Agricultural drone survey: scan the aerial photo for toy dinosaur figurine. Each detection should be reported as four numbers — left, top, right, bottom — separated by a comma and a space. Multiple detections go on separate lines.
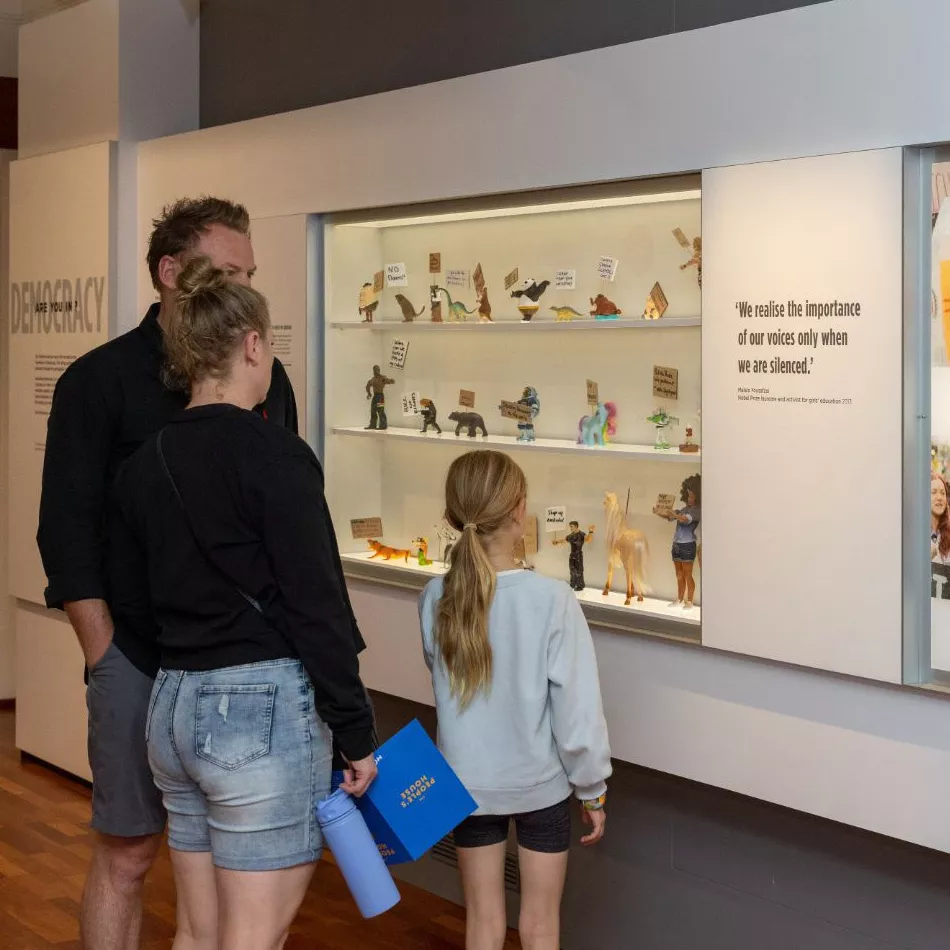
435, 286, 477, 322
578, 401, 617, 446
395, 293, 425, 322
549, 305, 585, 322
367, 539, 412, 562
475, 285, 493, 322
646, 408, 679, 450
413, 537, 433, 567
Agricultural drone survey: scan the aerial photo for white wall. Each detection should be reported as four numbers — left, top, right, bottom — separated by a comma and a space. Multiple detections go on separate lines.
123, 0, 950, 851
0, 1, 21, 77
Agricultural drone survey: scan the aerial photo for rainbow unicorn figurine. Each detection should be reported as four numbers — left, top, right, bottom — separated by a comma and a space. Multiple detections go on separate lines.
578, 402, 617, 446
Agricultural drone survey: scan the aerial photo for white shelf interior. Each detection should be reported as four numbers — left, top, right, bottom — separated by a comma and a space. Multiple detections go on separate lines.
323, 188, 703, 614
340, 552, 701, 628
332, 425, 701, 462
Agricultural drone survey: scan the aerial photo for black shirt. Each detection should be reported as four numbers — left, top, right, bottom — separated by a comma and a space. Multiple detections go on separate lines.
111, 404, 374, 762
36, 304, 298, 675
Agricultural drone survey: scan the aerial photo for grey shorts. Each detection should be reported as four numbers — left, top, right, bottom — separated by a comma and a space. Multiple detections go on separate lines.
86, 642, 166, 838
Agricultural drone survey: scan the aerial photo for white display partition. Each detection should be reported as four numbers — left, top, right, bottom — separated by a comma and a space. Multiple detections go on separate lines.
323, 185, 704, 638
7, 142, 114, 606
246, 214, 311, 435
702, 149, 904, 683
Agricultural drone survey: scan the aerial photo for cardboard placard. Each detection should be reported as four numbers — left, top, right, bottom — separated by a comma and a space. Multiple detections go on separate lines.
673, 227, 692, 249
555, 269, 576, 290
458, 389, 476, 408
504, 267, 520, 291
351, 517, 384, 540
498, 400, 534, 423
446, 268, 469, 288
389, 339, 409, 370
373, 270, 385, 293
429, 252, 442, 273
473, 263, 485, 295
386, 262, 408, 287
586, 379, 599, 406
644, 281, 669, 320
523, 515, 539, 556
655, 493, 676, 517
652, 365, 679, 400
402, 391, 420, 415
545, 506, 567, 533
352, 720, 477, 865
597, 256, 619, 282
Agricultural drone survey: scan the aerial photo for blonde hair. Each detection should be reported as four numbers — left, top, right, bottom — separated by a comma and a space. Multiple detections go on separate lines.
165, 255, 270, 386
436, 450, 527, 709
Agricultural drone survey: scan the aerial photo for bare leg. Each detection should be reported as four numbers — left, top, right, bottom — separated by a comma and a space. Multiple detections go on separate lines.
683, 562, 696, 607
517, 847, 569, 950
81, 832, 163, 950
457, 843, 508, 950
170, 850, 217, 950
674, 561, 686, 603
216, 863, 316, 950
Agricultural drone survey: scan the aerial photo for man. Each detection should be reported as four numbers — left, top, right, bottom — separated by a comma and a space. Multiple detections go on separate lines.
553, 521, 595, 592
364, 364, 394, 430
36, 198, 300, 950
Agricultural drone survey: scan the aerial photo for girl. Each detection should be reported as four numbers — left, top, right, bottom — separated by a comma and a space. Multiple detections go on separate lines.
654, 473, 701, 609
419, 450, 611, 950
932, 472, 950, 565
113, 258, 377, 950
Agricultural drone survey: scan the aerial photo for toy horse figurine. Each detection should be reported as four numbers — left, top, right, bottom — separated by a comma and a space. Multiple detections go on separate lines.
602, 491, 649, 605
578, 401, 617, 446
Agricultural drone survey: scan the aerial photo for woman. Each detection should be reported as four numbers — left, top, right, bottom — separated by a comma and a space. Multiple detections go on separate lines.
113, 257, 377, 950
932, 473, 950, 565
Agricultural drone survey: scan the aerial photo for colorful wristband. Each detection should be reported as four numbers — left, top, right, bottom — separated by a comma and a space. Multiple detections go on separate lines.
582, 794, 606, 812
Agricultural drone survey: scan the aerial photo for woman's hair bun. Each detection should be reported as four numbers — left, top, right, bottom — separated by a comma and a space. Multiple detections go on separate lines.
176, 255, 229, 300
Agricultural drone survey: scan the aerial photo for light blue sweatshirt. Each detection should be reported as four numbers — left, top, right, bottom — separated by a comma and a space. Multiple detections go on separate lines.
419, 569, 612, 816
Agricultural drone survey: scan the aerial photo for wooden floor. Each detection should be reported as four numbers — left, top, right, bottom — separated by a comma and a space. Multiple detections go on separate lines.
0, 710, 518, 949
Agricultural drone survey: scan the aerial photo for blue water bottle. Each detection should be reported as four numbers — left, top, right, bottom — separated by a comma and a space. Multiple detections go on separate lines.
315, 788, 401, 919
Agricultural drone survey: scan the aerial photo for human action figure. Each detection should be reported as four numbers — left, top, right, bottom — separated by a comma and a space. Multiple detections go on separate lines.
553, 521, 595, 591
358, 282, 379, 323
420, 398, 441, 434
365, 365, 394, 430
653, 473, 701, 610
516, 386, 540, 442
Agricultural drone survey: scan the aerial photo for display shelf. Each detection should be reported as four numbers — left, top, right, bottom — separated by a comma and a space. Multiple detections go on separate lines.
331, 425, 701, 462
340, 552, 701, 641
330, 317, 702, 332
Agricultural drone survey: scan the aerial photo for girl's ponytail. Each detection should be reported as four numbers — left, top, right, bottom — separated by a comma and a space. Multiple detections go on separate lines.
436, 450, 527, 709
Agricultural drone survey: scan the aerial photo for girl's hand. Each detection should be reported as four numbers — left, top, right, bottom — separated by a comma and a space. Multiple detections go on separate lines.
580, 806, 606, 846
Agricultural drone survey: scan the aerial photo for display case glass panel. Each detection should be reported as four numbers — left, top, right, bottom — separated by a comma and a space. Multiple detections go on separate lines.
322, 178, 704, 640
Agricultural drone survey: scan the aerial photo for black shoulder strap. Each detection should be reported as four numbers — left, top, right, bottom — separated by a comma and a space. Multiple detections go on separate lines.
156, 429, 264, 616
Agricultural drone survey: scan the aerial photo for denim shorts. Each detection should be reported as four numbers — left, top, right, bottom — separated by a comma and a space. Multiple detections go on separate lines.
672, 541, 697, 563
146, 659, 331, 871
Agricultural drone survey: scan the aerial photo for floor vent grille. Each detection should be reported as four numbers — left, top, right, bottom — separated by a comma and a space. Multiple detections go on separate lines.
431, 834, 521, 893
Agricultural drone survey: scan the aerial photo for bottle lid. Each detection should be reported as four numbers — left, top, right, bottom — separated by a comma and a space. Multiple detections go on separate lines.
316, 787, 356, 825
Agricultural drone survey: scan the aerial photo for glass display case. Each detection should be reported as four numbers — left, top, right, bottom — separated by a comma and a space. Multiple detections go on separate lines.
321, 176, 704, 639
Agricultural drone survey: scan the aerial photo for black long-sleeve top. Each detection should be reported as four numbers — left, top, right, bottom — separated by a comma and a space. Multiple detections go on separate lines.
111, 403, 375, 762
36, 304, 299, 675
